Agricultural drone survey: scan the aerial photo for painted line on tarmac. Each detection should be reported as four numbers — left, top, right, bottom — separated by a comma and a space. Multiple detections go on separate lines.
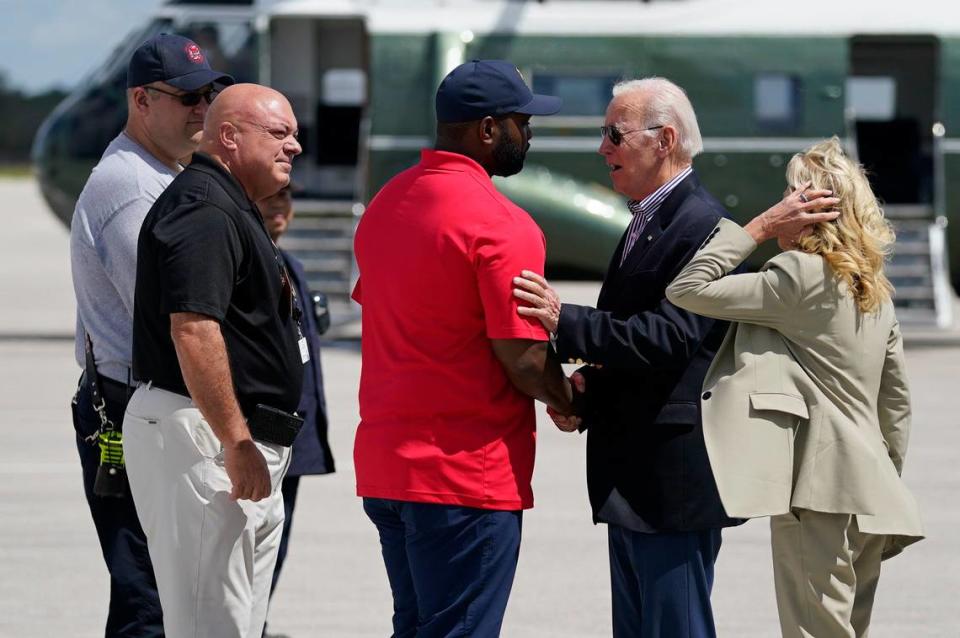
0, 462, 77, 475
0, 333, 74, 342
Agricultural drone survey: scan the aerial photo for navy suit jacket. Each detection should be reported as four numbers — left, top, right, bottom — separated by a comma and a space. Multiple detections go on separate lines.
555, 171, 740, 532
283, 250, 335, 477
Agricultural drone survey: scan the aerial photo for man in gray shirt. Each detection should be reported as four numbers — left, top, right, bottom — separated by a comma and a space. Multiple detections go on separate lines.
69, 33, 231, 637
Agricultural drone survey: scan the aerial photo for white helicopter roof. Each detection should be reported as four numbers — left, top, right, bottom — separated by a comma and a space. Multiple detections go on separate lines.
257, 0, 960, 37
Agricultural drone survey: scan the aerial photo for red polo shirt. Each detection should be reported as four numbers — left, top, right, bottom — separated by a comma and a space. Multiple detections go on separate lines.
352, 149, 548, 510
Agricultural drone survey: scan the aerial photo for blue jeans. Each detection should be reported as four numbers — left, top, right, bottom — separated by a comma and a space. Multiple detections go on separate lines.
608, 525, 722, 638
72, 376, 163, 637
363, 498, 522, 638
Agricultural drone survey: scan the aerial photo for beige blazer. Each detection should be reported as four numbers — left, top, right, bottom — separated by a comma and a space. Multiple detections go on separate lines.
666, 219, 923, 558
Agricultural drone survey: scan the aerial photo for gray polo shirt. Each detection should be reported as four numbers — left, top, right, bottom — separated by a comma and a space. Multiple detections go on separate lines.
70, 131, 179, 383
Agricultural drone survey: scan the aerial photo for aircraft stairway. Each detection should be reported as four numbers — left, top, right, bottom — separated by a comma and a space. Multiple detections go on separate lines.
279, 199, 361, 334
884, 205, 954, 328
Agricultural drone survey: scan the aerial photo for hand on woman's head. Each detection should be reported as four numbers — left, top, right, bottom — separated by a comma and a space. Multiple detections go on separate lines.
745, 183, 840, 244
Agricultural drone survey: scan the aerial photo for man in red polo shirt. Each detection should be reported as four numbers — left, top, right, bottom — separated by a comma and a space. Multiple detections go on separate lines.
352, 59, 574, 637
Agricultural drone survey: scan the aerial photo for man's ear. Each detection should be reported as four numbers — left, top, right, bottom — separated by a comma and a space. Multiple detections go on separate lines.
478, 116, 497, 145
220, 121, 239, 151
131, 88, 150, 116
659, 126, 678, 157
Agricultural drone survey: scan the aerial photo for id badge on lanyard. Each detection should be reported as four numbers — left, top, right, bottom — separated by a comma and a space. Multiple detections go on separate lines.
297, 328, 310, 364
278, 252, 310, 365
290, 283, 310, 365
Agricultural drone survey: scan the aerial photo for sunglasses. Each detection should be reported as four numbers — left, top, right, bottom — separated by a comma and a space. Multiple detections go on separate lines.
144, 85, 218, 107
600, 124, 664, 146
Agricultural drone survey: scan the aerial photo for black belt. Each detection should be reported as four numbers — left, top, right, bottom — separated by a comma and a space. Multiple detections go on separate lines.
81, 335, 134, 409
143, 379, 186, 398
96, 375, 136, 405
142, 382, 302, 448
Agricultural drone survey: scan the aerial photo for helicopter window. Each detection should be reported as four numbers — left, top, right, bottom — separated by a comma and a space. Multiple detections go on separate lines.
754, 73, 801, 131
845, 76, 897, 121
531, 73, 618, 116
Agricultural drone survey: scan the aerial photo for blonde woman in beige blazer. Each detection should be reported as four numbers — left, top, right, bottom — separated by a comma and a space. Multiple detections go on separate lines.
665, 138, 923, 638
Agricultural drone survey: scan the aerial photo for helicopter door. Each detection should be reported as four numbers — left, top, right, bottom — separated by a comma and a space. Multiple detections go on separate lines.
848, 36, 937, 205
848, 35, 952, 326
269, 17, 367, 200
268, 17, 368, 327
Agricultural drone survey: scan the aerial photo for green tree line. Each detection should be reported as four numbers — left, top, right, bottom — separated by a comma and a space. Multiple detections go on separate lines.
0, 73, 67, 164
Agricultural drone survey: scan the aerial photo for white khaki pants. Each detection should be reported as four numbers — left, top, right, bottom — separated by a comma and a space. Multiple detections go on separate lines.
771, 509, 885, 638
122, 384, 291, 638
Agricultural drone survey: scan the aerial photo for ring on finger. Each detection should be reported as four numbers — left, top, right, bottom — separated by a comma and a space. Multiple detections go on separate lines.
798, 192, 809, 203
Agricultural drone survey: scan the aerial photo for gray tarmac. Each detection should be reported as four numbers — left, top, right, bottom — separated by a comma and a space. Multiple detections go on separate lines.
0, 177, 957, 637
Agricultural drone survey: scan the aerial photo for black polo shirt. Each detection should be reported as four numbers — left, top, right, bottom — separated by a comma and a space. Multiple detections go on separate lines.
132, 152, 303, 416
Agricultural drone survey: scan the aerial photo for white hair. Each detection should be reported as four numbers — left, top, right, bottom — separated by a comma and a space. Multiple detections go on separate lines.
612, 77, 703, 161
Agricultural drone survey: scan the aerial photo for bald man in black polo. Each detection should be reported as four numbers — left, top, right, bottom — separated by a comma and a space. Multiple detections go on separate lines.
123, 84, 304, 638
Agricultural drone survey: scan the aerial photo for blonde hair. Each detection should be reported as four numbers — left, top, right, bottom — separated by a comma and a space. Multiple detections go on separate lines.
786, 137, 895, 313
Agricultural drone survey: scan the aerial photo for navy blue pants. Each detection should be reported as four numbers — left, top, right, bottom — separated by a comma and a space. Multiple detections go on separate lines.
72, 376, 163, 637
262, 475, 300, 637
608, 525, 722, 638
269, 474, 301, 594
363, 498, 522, 638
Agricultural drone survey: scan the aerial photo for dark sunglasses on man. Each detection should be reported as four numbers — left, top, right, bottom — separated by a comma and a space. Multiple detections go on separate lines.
145, 85, 219, 107
600, 123, 664, 146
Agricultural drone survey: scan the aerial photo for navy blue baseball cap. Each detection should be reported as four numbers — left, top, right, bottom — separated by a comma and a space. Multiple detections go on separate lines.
435, 59, 562, 123
127, 33, 234, 91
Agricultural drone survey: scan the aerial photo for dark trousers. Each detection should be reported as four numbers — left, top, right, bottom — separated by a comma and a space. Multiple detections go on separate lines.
72, 376, 163, 637
270, 475, 301, 594
363, 498, 523, 638
263, 475, 299, 637
608, 525, 722, 638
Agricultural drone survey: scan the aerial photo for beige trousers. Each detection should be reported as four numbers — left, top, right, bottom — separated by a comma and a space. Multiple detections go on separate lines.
770, 509, 885, 638
122, 384, 291, 638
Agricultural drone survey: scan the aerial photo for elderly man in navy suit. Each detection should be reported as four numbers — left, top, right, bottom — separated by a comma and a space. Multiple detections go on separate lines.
258, 184, 336, 636
513, 77, 742, 638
